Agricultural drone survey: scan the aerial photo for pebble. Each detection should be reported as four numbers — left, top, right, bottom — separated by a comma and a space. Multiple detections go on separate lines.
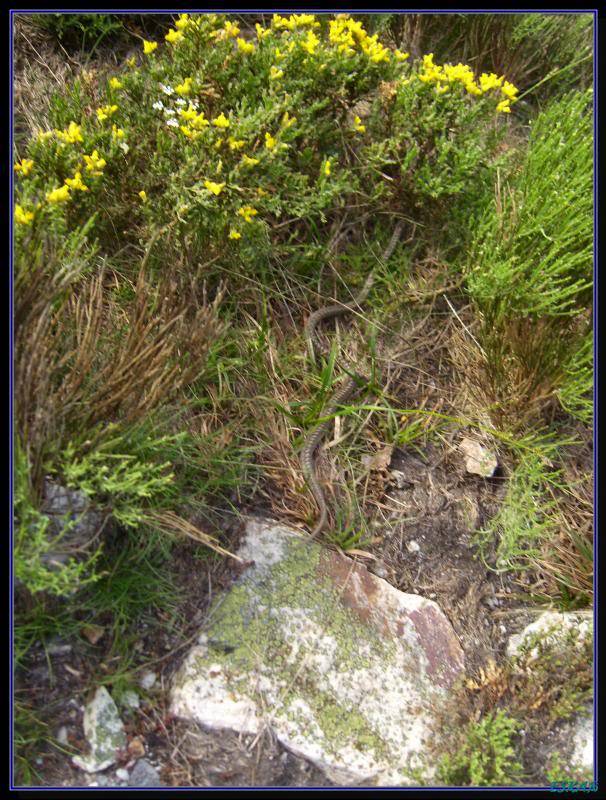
56, 726, 69, 745
115, 768, 130, 781
47, 640, 73, 656
120, 689, 140, 709
128, 758, 163, 787
139, 670, 158, 690
406, 540, 420, 553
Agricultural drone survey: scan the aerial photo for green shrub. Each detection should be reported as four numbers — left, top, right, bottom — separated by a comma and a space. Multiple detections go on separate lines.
463, 89, 592, 425
437, 709, 523, 786
14, 442, 103, 597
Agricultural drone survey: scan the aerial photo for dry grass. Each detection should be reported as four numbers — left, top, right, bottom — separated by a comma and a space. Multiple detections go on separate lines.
15, 239, 225, 493
534, 456, 593, 602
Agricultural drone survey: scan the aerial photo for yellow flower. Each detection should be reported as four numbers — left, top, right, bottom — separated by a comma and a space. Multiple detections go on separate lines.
274, 47, 285, 61
281, 111, 296, 128
14, 158, 34, 176
436, 84, 449, 95
15, 204, 34, 225
465, 80, 482, 96
353, 115, 365, 133
96, 104, 118, 122
237, 37, 255, 55
175, 13, 190, 30
256, 187, 268, 197
64, 171, 88, 191
55, 121, 83, 144
214, 138, 223, 149
143, 40, 158, 55
269, 66, 283, 81
241, 154, 260, 167
165, 28, 184, 45
394, 49, 409, 62
224, 20, 240, 37
228, 136, 245, 150
229, 229, 241, 239
175, 77, 193, 96
205, 179, 226, 195
322, 158, 332, 177
109, 77, 123, 90
237, 205, 258, 222
83, 150, 107, 174
255, 23, 270, 40
212, 113, 230, 128
496, 99, 512, 113
179, 104, 198, 122
36, 129, 54, 141
265, 132, 277, 149
47, 185, 71, 203
191, 112, 210, 130
501, 80, 519, 100
111, 124, 125, 140
138, 190, 147, 201
290, 13, 319, 29
301, 30, 319, 55
180, 125, 200, 140
126, 56, 137, 67
479, 72, 504, 93
360, 33, 390, 63
271, 14, 295, 32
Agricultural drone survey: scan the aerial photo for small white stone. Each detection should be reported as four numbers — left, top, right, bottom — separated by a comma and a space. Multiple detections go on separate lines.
56, 726, 69, 745
139, 670, 158, 690
459, 437, 498, 478
120, 689, 140, 709
406, 540, 420, 553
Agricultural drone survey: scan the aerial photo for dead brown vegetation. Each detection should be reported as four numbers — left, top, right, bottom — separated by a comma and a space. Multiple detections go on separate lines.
15, 233, 225, 494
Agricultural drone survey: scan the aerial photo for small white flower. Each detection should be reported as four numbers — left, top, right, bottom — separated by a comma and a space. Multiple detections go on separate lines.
119, 142, 129, 153
160, 84, 174, 95
166, 118, 179, 128
175, 97, 186, 107
152, 100, 164, 111
164, 108, 176, 117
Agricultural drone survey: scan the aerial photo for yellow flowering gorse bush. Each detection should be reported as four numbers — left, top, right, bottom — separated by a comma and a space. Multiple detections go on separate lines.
14, 13, 518, 238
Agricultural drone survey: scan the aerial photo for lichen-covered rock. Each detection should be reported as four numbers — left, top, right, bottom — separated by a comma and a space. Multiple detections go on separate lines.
72, 687, 127, 773
506, 611, 593, 660
171, 518, 465, 786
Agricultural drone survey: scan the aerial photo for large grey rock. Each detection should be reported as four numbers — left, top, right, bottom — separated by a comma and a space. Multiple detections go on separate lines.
72, 687, 127, 773
171, 518, 465, 786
